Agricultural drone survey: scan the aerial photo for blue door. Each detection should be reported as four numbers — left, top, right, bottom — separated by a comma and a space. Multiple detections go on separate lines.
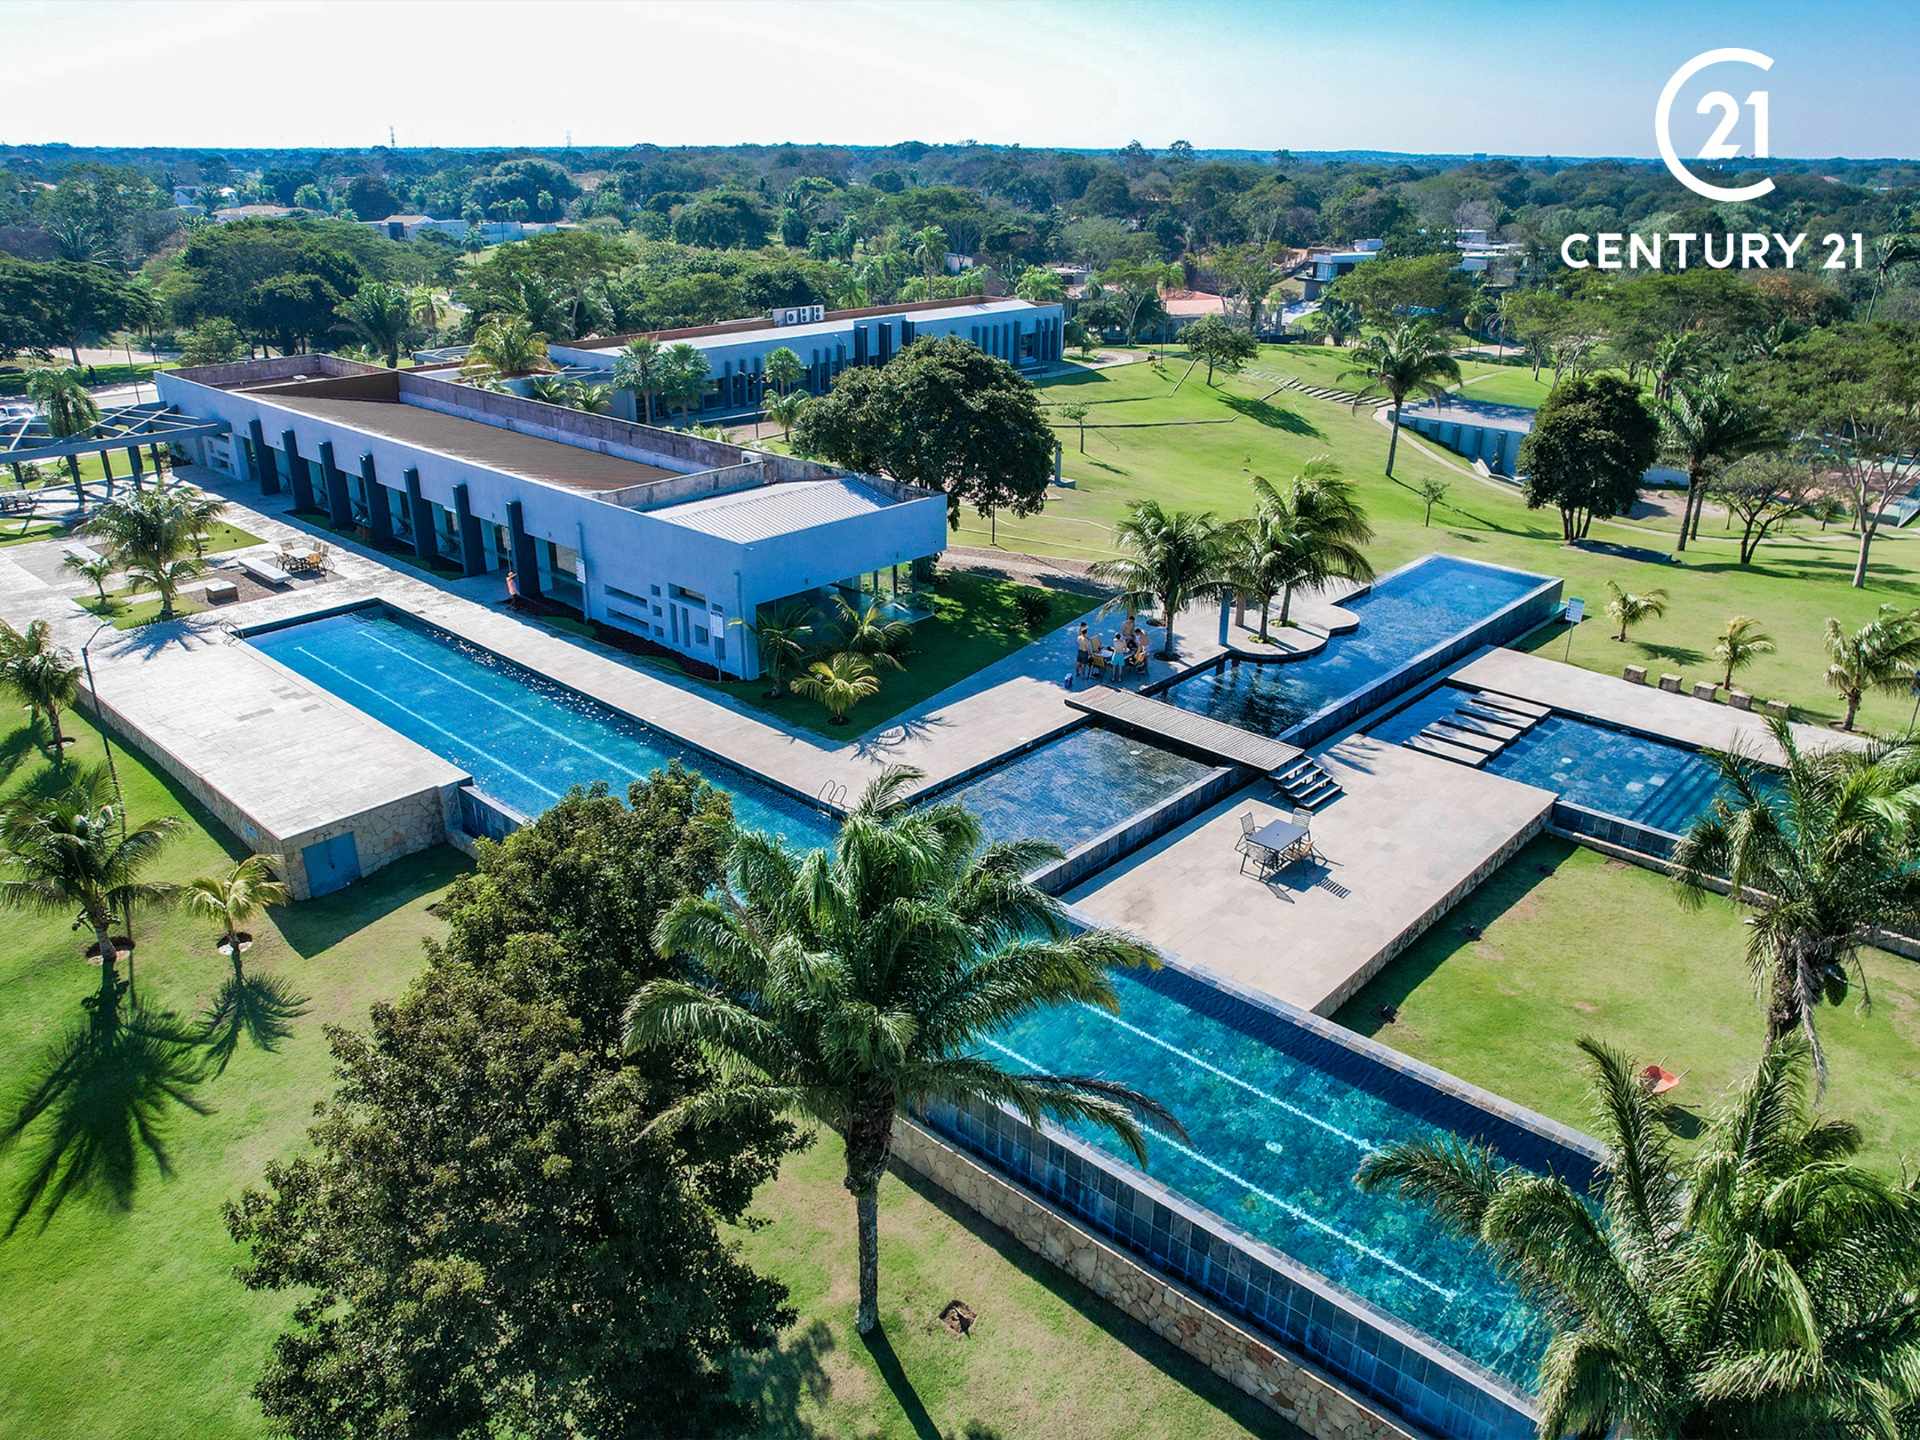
300, 833, 362, 897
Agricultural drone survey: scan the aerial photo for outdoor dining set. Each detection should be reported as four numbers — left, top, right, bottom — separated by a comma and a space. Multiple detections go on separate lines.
1235, 809, 1323, 881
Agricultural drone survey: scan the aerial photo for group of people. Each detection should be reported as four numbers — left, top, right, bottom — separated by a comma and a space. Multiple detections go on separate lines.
1075, 613, 1152, 681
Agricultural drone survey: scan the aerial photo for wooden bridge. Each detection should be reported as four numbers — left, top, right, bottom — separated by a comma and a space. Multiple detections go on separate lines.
1065, 684, 1303, 771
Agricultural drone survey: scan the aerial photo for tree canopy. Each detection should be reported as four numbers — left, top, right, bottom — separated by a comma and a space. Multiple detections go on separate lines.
1519, 375, 1660, 542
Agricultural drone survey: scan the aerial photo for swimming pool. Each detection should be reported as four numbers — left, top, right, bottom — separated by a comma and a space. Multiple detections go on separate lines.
930, 726, 1215, 855
1371, 685, 1772, 837
1165, 556, 1552, 739
246, 605, 835, 850
965, 961, 1587, 1398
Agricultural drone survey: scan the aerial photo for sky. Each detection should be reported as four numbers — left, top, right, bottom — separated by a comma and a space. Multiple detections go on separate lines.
3, 0, 1918, 159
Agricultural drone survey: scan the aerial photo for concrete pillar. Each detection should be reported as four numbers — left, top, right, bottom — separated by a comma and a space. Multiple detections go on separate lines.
283, 429, 314, 512
505, 498, 540, 599
452, 482, 485, 577
126, 446, 143, 492
246, 417, 271, 492
318, 441, 352, 527
99, 447, 115, 498
404, 468, 437, 566
360, 453, 393, 547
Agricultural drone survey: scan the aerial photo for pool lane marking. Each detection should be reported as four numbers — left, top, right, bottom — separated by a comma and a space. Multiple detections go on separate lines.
980, 1037, 1456, 1303
290, 645, 564, 805
353, 626, 654, 783
1072, 1003, 1378, 1155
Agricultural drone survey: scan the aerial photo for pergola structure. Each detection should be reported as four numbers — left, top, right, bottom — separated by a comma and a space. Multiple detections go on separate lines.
0, 399, 229, 489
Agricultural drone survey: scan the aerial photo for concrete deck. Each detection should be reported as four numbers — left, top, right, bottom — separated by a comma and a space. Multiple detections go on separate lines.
1452, 648, 1865, 764
1064, 734, 1555, 1016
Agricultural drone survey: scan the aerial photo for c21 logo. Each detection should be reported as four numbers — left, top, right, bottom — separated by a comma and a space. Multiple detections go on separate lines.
1655, 48, 1776, 203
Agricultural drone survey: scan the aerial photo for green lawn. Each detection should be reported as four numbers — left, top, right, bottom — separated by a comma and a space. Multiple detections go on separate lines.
1335, 836, 1920, 1173
77, 586, 212, 628
707, 571, 1093, 738
981, 354, 1920, 731
732, 1129, 1289, 1440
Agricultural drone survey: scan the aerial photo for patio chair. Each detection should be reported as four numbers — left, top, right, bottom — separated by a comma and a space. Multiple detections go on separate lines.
1289, 807, 1323, 862
1638, 1064, 1686, 1096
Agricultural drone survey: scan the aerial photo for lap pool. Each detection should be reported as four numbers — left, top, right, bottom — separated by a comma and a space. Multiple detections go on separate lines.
245, 604, 835, 850
1165, 556, 1553, 740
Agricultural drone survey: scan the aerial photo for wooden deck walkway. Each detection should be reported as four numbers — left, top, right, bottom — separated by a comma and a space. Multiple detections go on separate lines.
1066, 684, 1303, 771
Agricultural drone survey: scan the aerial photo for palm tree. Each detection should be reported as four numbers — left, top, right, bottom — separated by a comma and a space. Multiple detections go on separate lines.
63, 550, 114, 606
1675, 719, 1920, 1079
527, 376, 574, 406
1822, 604, 1920, 731
1863, 232, 1920, 322
336, 280, 414, 368
1649, 330, 1703, 405
123, 554, 204, 622
790, 651, 880, 724
1660, 373, 1771, 553
1605, 579, 1668, 643
1014, 266, 1066, 303
1254, 458, 1375, 630
832, 593, 910, 671
182, 855, 288, 982
658, 342, 712, 425
407, 284, 445, 344
763, 389, 809, 440
1359, 1035, 1920, 1439
624, 765, 1176, 1334
1090, 502, 1234, 660
0, 620, 81, 753
1713, 615, 1775, 692
732, 601, 813, 699
461, 314, 551, 383
1310, 297, 1361, 348
25, 368, 101, 499
569, 382, 614, 416
610, 337, 665, 424
1339, 320, 1461, 477
763, 344, 806, 398
83, 489, 218, 621
0, 779, 179, 1018
910, 224, 948, 302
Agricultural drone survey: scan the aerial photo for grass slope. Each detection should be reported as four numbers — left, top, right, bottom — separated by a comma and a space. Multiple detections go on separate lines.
1336, 836, 1920, 1172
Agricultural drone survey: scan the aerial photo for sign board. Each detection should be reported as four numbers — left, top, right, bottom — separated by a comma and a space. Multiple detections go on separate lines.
1565, 597, 1585, 625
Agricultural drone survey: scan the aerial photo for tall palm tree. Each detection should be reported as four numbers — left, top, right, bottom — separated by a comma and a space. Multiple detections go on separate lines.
624, 765, 1176, 1334
461, 314, 551, 384
336, 280, 414, 368
1310, 297, 1361, 348
1863, 233, 1920, 322
1660, 373, 1771, 553
610, 337, 666, 425
122, 554, 204, 622
832, 593, 910, 671
62, 550, 114, 606
182, 855, 288, 982
1713, 615, 1775, 692
1823, 604, 1920, 731
910, 224, 949, 302
83, 489, 219, 621
1605, 579, 1669, 643
790, 651, 880, 725
1250, 457, 1375, 631
0, 778, 179, 1018
25, 368, 100, 499
763, 389, 809, 440
1339, 320, 1461, 477
407, 284, 445, 345
763, 345, 806, 398
0, 619, 81, 754
1360, 1035, 1920, 1439
658, 342, 711, 425
1676, 718, 1920, 1079
1090, 501, 1233, 659
1649, 330, 1704, 405
732, 601, 813, 699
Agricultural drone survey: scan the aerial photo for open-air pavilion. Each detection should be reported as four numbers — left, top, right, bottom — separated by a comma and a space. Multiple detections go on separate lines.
1, 398, 230, 498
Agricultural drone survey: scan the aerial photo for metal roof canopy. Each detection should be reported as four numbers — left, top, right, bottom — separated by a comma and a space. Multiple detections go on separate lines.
0, 400, 229, 465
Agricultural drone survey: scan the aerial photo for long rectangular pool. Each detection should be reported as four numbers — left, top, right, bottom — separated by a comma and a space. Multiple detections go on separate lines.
1166, 556, 1551, 739
246, 605, 835, 850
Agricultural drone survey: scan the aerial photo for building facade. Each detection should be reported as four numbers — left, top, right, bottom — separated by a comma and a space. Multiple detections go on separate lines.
156, 356, 948, 680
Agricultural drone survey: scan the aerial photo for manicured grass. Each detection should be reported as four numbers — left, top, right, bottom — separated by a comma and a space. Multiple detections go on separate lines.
0, 707, 467, 1440
1335, 836, 1920, 1172
77, 587, 211, 628
0, 520, 63, 547
708, 571, 1093, 738
732, 1127, 1291, 1440
0, 360, 174, 397
973, 355, 1920, 731
1445, 358, 1559, 409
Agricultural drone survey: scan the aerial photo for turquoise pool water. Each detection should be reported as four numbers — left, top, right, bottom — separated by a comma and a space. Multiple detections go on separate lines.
247, 605, 835, 850
979, 964, 1578, 1391
932, 726, 1214, 854
1371, 686, 1774, 835
1166, 557, 1548, 738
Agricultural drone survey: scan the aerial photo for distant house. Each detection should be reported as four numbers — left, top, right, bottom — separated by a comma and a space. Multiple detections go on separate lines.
1157, 289, 1231, 336
361, 214, 470, 242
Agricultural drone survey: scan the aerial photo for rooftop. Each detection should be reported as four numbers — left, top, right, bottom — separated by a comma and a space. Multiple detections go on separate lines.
577, 295, 1048, 357
647, 475, 902, 541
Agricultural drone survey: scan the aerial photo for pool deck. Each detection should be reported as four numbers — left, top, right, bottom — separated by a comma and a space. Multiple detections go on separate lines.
1452, 649, 1867, 763
1064, 733, 1556, 1017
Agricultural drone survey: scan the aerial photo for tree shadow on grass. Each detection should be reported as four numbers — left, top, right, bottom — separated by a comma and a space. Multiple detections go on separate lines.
861, 1325, 941, 1440
732, 1318, 836, 1440
0, 1002, 210, 1237
198, 970, 312, 1075
1638, 642, 1706, 668
274, 846, 470, 959
1216, 392, 1320, 436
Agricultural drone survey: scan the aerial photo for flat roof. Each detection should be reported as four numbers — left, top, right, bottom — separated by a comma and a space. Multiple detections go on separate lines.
586, 297, 1041, 357
257, 393, 682, 494
649, 476, 904, 542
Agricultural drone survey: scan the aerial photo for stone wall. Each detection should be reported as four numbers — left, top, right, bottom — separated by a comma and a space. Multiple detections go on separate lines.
889, 1118, 1426, 1440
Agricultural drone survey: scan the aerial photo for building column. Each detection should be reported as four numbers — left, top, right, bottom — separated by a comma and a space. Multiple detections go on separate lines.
318, 441, 352, 528
126, 445, 143, 492
452, 482, 485, 576
247, 418, 280, 494
98, 447, 115, 498
283, 429, 314, 512
360, 453, 393, 547
404, 467, 437, 566
505, 498, 541, 599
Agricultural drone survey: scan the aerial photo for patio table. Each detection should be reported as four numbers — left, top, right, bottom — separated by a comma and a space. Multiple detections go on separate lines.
1247, 818, 1307, 859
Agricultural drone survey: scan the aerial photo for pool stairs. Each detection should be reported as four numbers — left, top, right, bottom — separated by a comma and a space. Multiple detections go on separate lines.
1400, 690, 1550, 770
1271, 754, 1343, 810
